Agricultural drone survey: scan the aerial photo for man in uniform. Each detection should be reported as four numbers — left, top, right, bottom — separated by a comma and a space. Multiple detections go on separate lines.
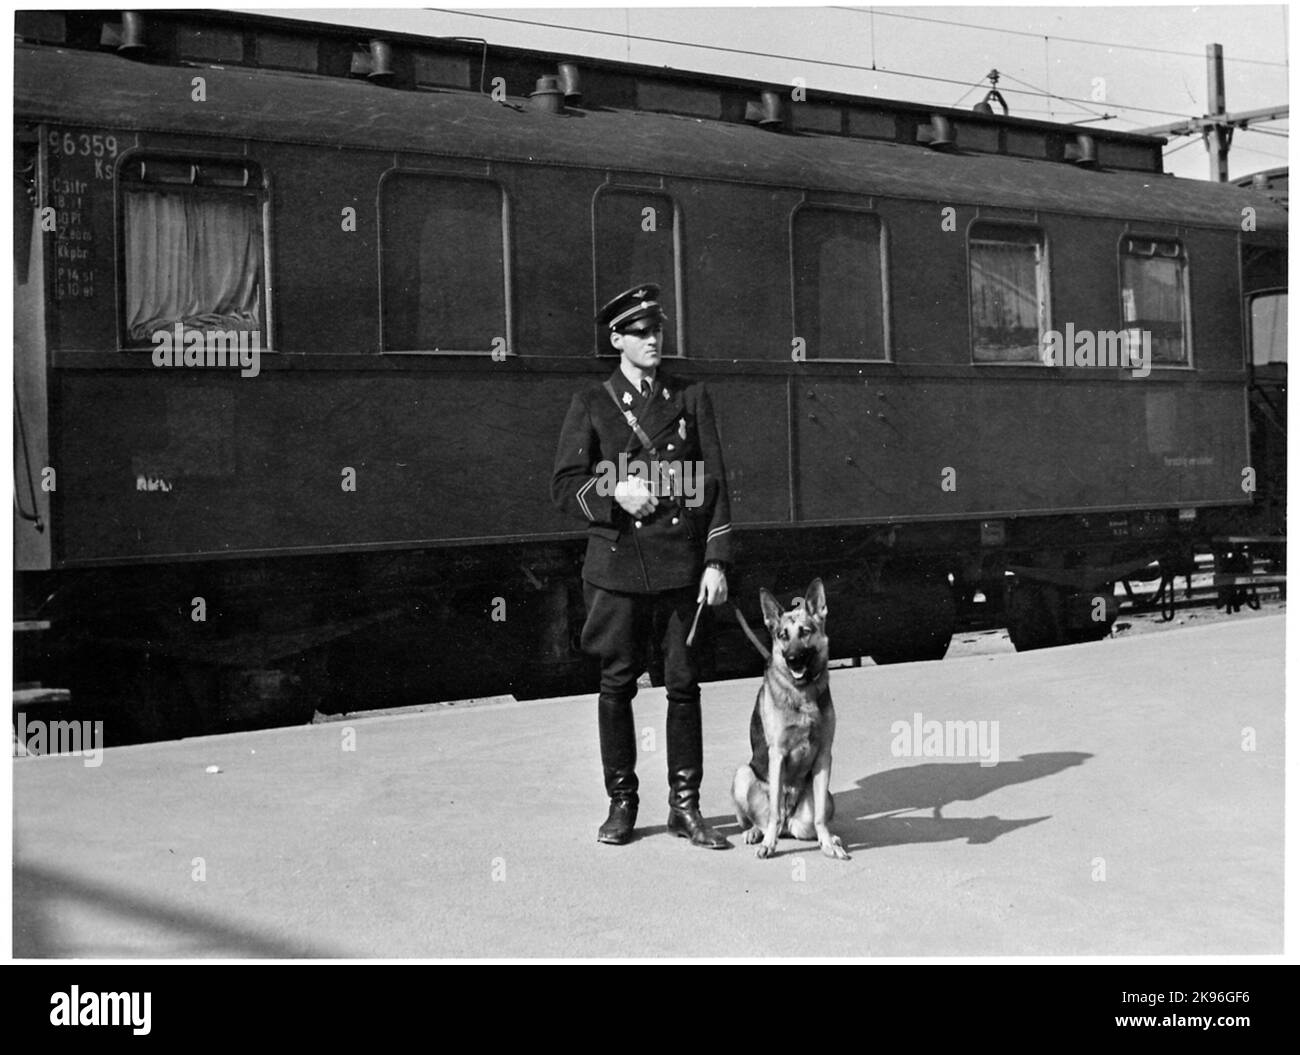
551, 283, 733, 848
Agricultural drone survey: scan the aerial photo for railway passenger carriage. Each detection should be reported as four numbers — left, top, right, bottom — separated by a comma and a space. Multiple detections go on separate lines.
13, 10, 1287, 738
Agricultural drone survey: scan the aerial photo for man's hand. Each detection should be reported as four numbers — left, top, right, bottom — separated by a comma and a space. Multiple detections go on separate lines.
698, 565, 728, 607
614, 477, 658, 517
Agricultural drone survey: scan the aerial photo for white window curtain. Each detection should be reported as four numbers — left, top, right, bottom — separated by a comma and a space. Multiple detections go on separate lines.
971, 239, 1042, 361
1121, 255, 1186, 363
125, 189, 263, 342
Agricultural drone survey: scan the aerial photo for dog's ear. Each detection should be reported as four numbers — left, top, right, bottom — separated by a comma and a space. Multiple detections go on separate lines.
804, 578, 828, 620
759, 588, 785, 631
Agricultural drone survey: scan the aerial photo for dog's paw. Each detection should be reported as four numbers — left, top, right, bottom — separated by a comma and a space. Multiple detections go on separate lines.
755, 840, 778, 859
743, 826, 764, 844
820, 836, 850, 861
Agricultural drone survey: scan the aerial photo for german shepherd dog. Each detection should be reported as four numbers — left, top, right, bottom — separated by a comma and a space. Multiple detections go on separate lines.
731, 579, 850, 860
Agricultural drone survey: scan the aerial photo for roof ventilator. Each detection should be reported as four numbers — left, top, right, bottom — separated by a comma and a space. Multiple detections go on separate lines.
557, 62, 582, 105
530, 75, 565, 113
1065, 134, 1098, 167
101, 11, 146, 56
351, 39, 395, 83
744, 90, 789, 130
918, 115, 955, 150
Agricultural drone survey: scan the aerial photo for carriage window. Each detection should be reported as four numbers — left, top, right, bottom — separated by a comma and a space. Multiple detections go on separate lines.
969, 223, 1048, 362
381, 174, 507, 353
593, 188, 678, 353
1250, 292, 1287, 367
121, 158, 265, 346
792, 208, 886, 360
1120, 237, 1189, 365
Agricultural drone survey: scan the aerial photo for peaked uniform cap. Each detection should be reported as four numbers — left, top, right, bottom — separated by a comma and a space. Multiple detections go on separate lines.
597, 283, 667, 330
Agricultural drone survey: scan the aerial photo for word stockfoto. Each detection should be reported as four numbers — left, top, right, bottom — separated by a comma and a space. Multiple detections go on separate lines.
1040, 324, 1152, 378
151, 324, 261, 378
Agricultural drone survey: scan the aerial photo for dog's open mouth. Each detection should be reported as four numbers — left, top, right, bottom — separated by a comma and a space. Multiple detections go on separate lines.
787, 660, 810, 682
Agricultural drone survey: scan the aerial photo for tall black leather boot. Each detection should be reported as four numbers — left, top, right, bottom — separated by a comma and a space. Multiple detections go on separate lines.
665, 694, 728, 849
597, 693, 639, 844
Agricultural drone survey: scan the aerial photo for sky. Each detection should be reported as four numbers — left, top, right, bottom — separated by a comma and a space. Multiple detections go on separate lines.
278, 3, 1291, 182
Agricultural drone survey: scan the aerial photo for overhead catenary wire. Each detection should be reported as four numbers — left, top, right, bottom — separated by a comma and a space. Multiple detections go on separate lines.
1232, 144, 1291, 163
996, 68, 1111, 124
949, 76, 992, 109
423, 8, 1223, 122
833, 5, 1289, 69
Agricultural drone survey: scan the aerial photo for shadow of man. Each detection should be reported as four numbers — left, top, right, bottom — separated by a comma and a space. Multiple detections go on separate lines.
832, 752, 1093, 852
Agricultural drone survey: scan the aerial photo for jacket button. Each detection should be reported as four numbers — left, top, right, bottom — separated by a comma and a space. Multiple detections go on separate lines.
671, 516, 679, 525
667, 443, 675, 451
635, 520, 642, 529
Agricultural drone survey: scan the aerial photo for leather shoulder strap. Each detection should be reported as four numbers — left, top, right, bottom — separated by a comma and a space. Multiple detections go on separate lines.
602, 379, 659, 456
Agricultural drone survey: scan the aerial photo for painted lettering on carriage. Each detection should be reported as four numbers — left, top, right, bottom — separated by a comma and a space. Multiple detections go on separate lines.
151, 324, 261, 378
56, 242, 89, 262
48, 130, 120, 160
135, 474, 173, 492
51, 173, 97, 297
52, 177, 89, 195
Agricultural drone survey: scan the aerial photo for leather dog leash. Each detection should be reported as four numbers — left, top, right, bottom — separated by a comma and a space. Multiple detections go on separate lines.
686, 599, 771, 662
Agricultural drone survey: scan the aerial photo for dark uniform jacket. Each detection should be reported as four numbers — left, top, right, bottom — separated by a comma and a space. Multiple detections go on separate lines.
552, 367, 733, 593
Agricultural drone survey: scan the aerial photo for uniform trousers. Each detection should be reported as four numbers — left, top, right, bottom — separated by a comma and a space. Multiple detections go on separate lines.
580, 581, 705, 808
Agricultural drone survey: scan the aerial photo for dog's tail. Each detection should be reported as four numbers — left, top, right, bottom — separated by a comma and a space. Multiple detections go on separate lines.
686, 600, 771, 662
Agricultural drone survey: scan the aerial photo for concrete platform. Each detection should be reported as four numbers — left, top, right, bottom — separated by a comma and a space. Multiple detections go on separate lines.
11, 614, 1285, 959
